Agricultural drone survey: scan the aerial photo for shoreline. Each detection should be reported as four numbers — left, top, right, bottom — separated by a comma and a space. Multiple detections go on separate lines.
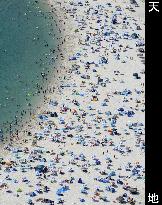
0, 0, 73, 150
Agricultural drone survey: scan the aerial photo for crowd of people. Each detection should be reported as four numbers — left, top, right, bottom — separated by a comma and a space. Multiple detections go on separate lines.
0, 0, 145, 204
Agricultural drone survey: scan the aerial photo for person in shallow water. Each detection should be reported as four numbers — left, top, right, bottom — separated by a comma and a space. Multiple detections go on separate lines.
0, 0, 63, 140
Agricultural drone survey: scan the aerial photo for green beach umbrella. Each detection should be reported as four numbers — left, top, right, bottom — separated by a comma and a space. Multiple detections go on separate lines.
17, 188, 22, 193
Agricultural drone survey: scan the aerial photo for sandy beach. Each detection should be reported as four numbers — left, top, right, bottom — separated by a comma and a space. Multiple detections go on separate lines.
0, 0, 145, 204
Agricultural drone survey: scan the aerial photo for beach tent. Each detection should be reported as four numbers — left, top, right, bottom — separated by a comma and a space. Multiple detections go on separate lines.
99, 57, 108, 64
35, 165, 46, 173
109, 171, 116, 177
131, 33, 139, 39
78, 178, 84, 184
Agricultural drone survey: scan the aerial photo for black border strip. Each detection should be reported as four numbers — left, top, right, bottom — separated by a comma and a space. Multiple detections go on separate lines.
146, 0, 161, 203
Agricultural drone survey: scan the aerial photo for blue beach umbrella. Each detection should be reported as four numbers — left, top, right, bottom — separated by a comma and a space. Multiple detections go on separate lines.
56, 186, 69, 196
56, 188, 64, 196
104, 32, 110, 36
127, 111, 135, 117
99, 178, 109, 183
38, 115, 48, 121
29, 192, 37, 197
80, 198, 85, 202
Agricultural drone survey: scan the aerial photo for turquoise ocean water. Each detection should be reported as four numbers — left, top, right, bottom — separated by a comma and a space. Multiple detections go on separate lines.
0, 0, 58, 138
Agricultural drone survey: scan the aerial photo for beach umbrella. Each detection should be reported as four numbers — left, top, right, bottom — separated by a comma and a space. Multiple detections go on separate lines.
95, 159, 101, 165
17, 188, 22, 193
29, 192, 37, 197
111, 187, 116, 193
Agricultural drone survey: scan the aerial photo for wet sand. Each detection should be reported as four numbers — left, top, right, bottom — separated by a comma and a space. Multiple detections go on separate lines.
0, 0, 59, 138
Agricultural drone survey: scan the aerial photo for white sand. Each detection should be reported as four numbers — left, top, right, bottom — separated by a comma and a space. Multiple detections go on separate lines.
0, 0, 145, 204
